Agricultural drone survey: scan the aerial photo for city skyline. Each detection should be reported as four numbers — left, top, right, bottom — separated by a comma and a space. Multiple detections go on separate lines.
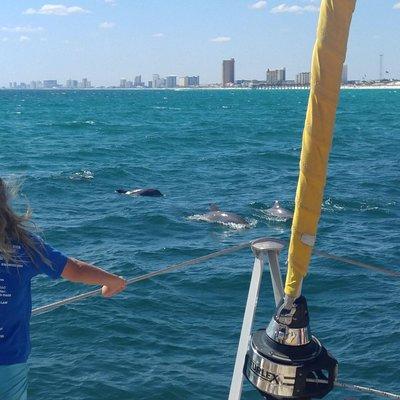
5, 60, 397, 90
0, 1, 399, 86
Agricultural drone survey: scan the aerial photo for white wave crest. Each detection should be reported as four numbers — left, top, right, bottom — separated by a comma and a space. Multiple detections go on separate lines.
187, 215, 256, 230
69, 170, 94, 180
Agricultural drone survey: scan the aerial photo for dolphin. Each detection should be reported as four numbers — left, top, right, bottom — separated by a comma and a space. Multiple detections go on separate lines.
196, 204, 250, 227
265, 200, 293, 219
116, 188, 163, 197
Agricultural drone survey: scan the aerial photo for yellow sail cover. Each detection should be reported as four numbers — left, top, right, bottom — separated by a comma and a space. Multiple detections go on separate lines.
285, 0, 356, 297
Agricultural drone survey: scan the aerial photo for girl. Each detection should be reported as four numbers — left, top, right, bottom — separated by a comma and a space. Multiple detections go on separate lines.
0, 178, 127, 399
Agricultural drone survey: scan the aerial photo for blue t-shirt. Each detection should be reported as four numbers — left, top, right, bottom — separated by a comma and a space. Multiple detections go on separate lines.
0, 238, 68, 365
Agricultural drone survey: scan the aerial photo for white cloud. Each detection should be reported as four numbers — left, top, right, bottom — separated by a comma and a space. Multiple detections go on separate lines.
19, 35, 31, 42
210, 36, 231, 43
1, 37, 9, 42
99, 21, 115, 29
304, 4, 320, 11
104, 0, 117, 5
152, 32, 164, 37
24, 4, 89, 16
249, 1, 267, 10
271, 3, 319, 13
1, 26, 44, 33
394, 2, 400, 9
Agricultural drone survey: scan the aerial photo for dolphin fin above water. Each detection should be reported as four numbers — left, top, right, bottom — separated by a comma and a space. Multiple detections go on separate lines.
209, 203, 220, 211
266, 200, 293, 219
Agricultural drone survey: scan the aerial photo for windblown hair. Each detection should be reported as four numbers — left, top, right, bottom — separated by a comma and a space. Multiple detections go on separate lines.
0, 177, 41, 264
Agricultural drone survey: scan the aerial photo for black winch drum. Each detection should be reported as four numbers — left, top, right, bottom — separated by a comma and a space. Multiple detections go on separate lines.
243, 295, 338, 399
244, 330, 337, 399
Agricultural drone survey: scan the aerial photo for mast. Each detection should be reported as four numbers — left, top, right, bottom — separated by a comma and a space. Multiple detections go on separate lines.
285, 0, 356, 299
230, 4, 358, 399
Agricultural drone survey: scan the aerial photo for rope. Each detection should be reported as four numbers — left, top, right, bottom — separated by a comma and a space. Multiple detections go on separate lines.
32, 241, 251, 317
314, 249, 400, 277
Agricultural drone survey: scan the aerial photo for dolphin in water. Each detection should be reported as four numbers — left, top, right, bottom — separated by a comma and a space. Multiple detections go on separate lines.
195, 204, 250, 228
265, 200, 293, 219
116, 188, 163, 197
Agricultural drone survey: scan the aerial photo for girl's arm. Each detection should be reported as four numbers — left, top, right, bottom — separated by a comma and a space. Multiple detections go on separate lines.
61, 258, 127, 297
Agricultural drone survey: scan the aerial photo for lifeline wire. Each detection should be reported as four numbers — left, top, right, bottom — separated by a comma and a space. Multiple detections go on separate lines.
335, 381, 400, 400
31, 241, 400, 400
32, 241, 251, 317
32, 241, 399, 317
307, 379, 400, 400
314, 249, 400, 277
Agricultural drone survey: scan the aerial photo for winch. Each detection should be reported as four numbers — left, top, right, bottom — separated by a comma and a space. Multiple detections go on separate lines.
244, 295, 337, 399
228, 238, 337, 400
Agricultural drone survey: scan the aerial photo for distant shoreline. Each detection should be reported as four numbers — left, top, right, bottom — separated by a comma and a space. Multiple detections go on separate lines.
1, 85, 399, 91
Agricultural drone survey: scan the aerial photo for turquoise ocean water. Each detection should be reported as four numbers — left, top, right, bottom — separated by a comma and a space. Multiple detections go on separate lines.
1, 89, 399, 399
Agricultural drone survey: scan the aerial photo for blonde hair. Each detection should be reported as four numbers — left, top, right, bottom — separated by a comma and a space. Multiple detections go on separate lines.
0, 177, 41, 264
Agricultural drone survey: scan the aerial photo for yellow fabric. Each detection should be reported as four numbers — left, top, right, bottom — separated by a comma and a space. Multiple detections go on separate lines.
285, 0, 356, 297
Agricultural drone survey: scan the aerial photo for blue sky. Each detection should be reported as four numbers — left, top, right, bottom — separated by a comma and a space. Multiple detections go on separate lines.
0, 0, 399, 86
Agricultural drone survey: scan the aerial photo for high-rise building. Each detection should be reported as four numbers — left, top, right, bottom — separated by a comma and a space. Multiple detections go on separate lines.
222, 58, 235, 86
134, 75, 142, 86
120, 78, 127, 88
81, 78, 91, 88
178, 76, 200, 87
148, 81, 153, 88
296, 72, 311, 85
165, 76, 177, 88
266, 68, 286, 84
152, 74, 162, 88
127, 80, 134, 88
341, 64, 348, 84
188, 76, 200, 86
66, 79, 79, 88
179, 76, 189, 87
43, 80, 58, 88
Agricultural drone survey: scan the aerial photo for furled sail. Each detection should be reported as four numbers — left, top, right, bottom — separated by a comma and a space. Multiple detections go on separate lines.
285, 0, 356, 298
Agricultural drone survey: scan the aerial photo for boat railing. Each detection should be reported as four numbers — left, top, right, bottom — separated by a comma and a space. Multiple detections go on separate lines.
31, 237, 399, 400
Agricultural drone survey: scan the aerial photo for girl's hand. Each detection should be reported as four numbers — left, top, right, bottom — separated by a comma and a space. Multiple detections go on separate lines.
101, 275, 127, 297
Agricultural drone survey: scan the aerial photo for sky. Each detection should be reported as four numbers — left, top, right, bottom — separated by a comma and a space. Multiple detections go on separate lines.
0, 0, 399, 86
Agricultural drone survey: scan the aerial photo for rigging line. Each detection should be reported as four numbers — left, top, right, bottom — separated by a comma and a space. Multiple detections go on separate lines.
31, 241, 251, 317
32, 240, 399, 317
313, 249, 400, 277
307, 379, 400, 400
278, 238, 398, 277
335, 381, 400, 400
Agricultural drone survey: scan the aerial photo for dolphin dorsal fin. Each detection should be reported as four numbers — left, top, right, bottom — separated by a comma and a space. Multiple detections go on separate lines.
209, 203, 220, 211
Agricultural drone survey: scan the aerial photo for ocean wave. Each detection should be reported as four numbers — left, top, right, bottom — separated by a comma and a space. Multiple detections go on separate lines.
322, 197, 393, 214
37, 120, 97, 129
187, 214, 256, 230
260, 211, 292, 223
69, 170, 94, 180
3, 89, 399, 400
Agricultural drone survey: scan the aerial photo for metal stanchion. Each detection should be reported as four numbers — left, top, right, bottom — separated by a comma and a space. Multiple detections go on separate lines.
228, 238, 285, 400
